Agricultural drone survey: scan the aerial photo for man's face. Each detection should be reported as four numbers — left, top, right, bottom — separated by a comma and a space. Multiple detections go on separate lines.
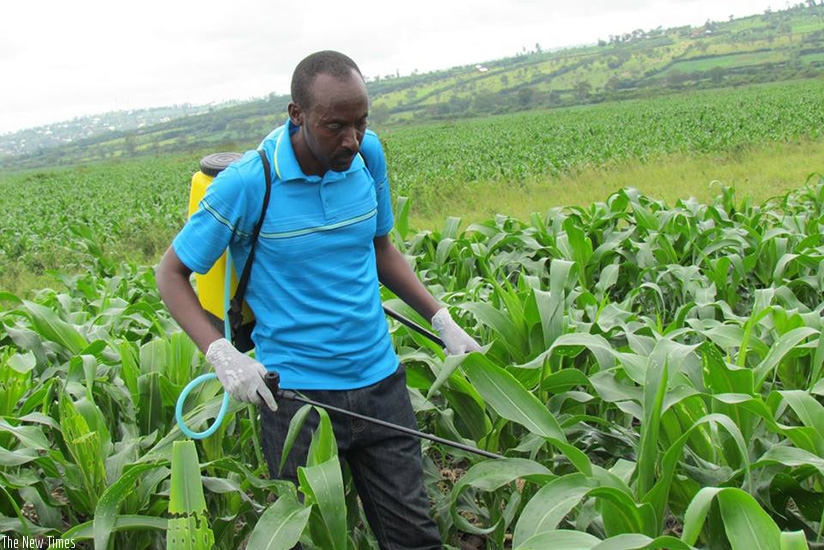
291, 71, 369, 175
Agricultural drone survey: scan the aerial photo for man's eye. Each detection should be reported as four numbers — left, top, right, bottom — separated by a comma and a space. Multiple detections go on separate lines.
327, 123, 342, 131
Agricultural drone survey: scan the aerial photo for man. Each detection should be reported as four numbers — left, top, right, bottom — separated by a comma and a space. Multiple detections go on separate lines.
156, 50, 479, 549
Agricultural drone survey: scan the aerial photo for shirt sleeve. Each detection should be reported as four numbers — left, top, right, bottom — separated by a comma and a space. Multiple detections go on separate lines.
172, 163, 252, 274
361, 130, 394, 237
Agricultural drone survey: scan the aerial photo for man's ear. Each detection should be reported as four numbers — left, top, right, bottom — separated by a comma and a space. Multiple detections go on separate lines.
287, 102, 303, 126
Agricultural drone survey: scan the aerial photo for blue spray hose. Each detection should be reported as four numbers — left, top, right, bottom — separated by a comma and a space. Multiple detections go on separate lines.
175, 374, 229, 439
174, 250, 236, 439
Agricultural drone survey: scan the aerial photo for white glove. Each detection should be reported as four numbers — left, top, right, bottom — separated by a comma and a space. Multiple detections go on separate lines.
206, 338, 278, 411
431, 308, 481, 355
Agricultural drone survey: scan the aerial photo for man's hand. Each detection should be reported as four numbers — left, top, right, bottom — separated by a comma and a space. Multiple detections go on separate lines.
206, 338, 278, 410
431, 308, 481, 355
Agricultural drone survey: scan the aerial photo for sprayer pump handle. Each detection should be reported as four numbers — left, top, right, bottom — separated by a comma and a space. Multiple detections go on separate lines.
264, 371, 280, 399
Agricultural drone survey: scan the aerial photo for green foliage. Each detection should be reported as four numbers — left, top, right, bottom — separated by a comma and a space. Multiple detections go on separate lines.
382, 80, 824, 214
0, 250, 289, 548
2, 79, 823, 295
386, 179, 824, 547
245, 494, 309, 550
167, 441, 214, 550
0, 155, 196, 294
1, 130, 824, 545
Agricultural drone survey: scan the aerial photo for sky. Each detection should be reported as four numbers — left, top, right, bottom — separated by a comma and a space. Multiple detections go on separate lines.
0, 0, 784, 135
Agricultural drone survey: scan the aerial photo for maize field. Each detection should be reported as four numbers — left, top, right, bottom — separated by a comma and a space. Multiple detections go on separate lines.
2, 79, 823, 287
382, 79, 824, 206
1, 178, 824, 548
1, 78, 824, 548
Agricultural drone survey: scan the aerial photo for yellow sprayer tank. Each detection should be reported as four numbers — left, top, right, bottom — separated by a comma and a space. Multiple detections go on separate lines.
188, 152, 254, 330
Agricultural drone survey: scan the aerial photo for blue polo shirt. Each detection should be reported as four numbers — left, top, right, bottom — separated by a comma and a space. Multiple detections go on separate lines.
173, 121, 398, 390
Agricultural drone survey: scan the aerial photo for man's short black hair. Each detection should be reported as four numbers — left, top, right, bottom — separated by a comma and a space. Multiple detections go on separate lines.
291, 51, 364, 109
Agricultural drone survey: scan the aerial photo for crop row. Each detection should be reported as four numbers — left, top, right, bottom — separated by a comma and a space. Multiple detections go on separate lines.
1, 80, 823, 293
382, 79, 824, 204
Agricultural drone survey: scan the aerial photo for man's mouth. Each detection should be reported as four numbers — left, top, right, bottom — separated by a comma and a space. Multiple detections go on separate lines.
334, 154, 356, 170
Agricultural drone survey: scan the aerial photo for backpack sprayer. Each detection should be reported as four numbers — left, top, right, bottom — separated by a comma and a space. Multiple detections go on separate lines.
174, 153, 502, 460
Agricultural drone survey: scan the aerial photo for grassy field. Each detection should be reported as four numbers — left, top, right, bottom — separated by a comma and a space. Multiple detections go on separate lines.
410, 138, 824, 229
657, 51, 790, 74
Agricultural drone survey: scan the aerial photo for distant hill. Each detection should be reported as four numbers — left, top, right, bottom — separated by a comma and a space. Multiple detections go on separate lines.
3, 3, 823, 171
0, 102, 243, 159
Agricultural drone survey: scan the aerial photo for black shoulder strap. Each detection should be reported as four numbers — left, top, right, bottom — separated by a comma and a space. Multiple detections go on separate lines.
228, 149, 272, 339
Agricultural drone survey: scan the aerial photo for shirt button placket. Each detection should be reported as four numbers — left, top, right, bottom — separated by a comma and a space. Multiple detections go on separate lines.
319, 178, 328, 222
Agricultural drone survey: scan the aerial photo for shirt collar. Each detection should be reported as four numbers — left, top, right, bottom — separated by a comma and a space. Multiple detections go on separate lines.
274, 119, 365, 183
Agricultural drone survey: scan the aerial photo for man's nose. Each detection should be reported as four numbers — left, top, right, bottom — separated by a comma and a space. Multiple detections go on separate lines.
341, 126, 360, 152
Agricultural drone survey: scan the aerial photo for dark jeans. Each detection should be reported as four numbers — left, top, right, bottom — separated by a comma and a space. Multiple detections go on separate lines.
260, 365, 442, 550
